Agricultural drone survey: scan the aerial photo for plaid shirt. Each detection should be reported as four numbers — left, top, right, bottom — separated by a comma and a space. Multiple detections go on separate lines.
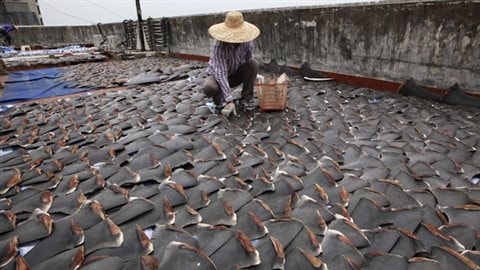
206, 40, 254, 102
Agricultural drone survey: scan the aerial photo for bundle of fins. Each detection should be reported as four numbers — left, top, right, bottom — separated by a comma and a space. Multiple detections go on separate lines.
399, 78, 480, 108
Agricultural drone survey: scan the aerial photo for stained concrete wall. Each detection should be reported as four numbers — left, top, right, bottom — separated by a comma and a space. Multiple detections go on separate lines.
169, 0, 480, 92
13, 23, 125, 48
8, 1, 480, 92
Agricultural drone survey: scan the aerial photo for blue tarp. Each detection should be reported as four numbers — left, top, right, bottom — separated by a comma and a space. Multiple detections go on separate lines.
0, 68, 92, 104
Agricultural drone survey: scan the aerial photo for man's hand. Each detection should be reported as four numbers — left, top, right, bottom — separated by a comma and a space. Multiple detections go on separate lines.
221, 101, 237, 117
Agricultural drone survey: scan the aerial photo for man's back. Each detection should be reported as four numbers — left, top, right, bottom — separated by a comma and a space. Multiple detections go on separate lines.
0, 24, 16, 33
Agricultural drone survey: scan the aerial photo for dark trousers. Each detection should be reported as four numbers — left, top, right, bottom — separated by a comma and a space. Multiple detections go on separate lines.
0, 29, 11, 46
203, 58, 259, 105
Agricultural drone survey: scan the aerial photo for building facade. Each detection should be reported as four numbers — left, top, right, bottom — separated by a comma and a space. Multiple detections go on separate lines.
0, 0, 43, 25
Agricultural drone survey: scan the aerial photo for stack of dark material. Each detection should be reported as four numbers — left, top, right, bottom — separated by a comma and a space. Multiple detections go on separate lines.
0, 58, 479, 269
262, 59, 298, 76
261, 60, 333, 82
299, 62, 333, 82
399, 78, 480, 108
5, 54, 107, 69
58, 57, 206, 89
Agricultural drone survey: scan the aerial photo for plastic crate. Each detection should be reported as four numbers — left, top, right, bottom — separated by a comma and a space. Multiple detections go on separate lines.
255, 81, 288, 111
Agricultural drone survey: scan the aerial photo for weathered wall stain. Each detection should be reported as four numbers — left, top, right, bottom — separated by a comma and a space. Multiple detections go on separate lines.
9, 1, 480, 92
14, 23, 125, 48
168, 1, 479, 91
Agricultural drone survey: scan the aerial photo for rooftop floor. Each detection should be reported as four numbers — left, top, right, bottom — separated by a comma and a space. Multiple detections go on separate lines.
0, 57, 479, 269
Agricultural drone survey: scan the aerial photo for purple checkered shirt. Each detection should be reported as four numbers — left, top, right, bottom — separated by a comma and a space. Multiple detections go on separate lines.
206, 40, 254, 102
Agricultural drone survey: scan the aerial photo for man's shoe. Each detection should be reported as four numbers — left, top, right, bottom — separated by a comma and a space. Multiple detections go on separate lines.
221, 102, 237, 117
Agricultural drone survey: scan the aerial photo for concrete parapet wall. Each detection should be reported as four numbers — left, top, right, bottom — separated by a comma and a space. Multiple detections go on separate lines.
169, 1, 480, 92
14, 23, 125, 48
10, 1, 480, 92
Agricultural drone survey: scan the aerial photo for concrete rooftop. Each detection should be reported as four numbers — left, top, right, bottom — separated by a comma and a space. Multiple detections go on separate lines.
0, 56, 479, 269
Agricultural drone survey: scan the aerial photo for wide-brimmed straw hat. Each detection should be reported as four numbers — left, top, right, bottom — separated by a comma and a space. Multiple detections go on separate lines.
208, 11, 260, 43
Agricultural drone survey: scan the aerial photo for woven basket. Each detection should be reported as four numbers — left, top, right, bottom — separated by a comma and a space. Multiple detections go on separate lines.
255, 82, 288, 111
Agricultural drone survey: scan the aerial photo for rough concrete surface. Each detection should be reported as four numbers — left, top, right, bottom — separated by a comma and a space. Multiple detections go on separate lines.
0, 57, 479, 269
